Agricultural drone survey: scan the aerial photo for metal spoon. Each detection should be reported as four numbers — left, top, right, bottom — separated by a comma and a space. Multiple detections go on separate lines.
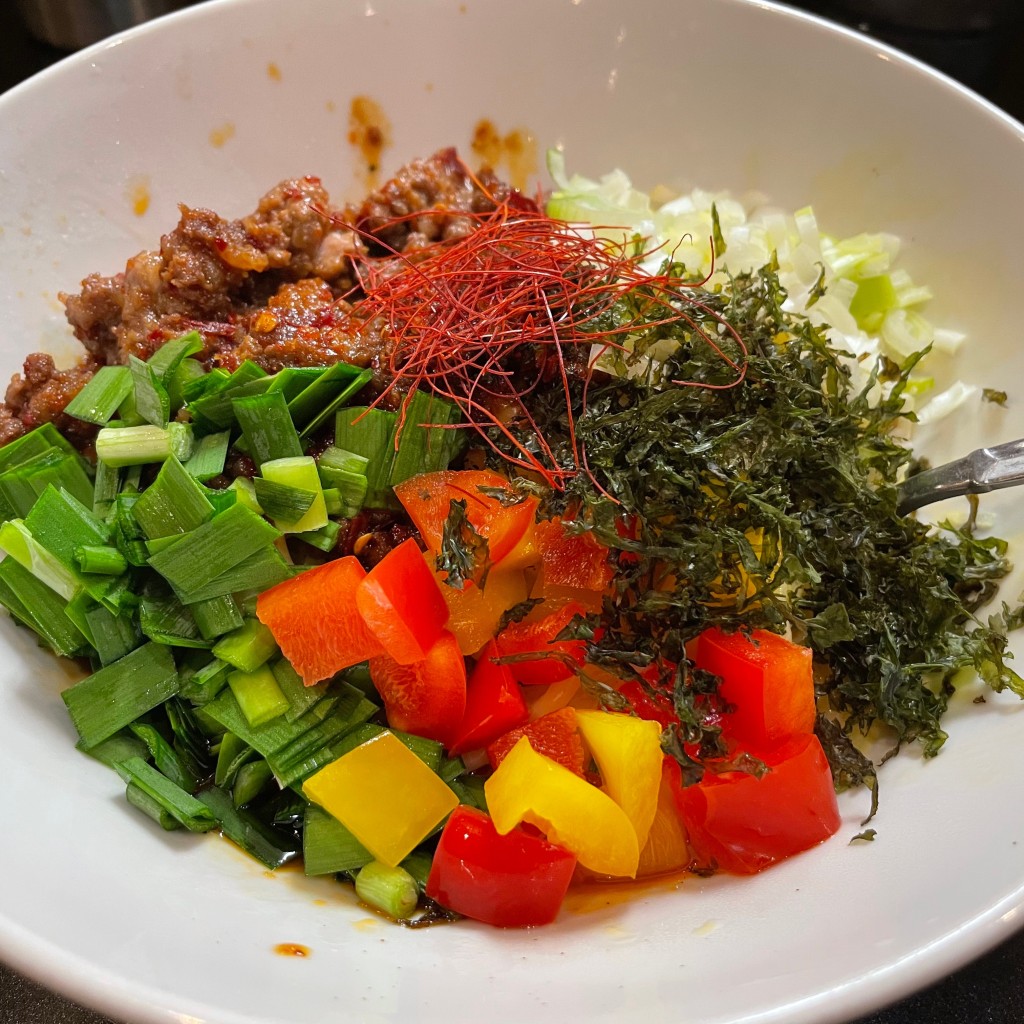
897, 436, 1024, 514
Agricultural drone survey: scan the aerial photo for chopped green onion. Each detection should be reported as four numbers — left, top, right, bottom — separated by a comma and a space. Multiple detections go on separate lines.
260, 456, 327, 533
233, 390, 303, 466
167, 358, 207, 417
289, 362, 372, 438
270, 658, 328, 723
213, 618, 278, 673
96, 424, 175, 467
118, 756, 216, 832
146, 502, 280, 600
215, 730, 254, 789
229, 477, 261, 514
399, 850, 434, 892
187, 360, 269, 431
129, 356, 170, 427
177, 545, 291, 604
75, 544, 128, 575
190, 594, 245, 641
0, 556, 88, 657
302, 804, 372, 875
195, 785, 298, 869
85, 730, 149, 772
179, 657, 233, 705
182, 367, 229, 404
92, 459, 121, 518
139, 595, 211, 649
233, 758, 274, 807
333, 407, 396, 509
129, 721, 199, 794
81, 600, 141, 665
0, 518, 79, 599
354, 861, 420, 920
63, 366, 134, 425
0, 423, 80, 475
252, 478, 316, 524
62, 642, 179, 749
387, 389, 463, 487
0, 447, 94, 519
132, 456, 215, 540
126, 781, 182, 830
293, 520, 341, 553
146, 331, 204, 379
228, 664, 290, 727
184, 431, 230, 482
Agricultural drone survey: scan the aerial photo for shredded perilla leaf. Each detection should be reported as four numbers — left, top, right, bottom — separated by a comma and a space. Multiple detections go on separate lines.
478, 261, 1023, 811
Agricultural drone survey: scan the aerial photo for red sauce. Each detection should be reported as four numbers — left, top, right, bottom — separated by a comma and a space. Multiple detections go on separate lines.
470, 119, 537, 191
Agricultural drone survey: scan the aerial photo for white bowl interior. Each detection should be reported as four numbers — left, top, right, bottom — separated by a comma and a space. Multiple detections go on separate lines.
1, 1, 1023, 1022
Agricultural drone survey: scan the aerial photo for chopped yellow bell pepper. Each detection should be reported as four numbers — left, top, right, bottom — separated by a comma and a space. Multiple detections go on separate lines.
575, 710, 662, 850
484, 736, 639, 878
302, 732, 458, 867
637, 761, 691, 878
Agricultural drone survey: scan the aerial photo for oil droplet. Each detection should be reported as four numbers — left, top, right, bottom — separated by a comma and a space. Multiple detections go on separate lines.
692, 919, 719, 937
470, 119, 538, 191
209, 122, 236, 148
424, 82, 434, 93
267, 61, 282, 82
274, 943, 311, 958
353, 916, 379, 932
312, 898, 327, 907
348, 96, 392, 184
325, 99, 336, 113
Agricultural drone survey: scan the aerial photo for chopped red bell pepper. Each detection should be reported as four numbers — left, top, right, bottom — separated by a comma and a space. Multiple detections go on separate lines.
619, 679, 678, 731
494, 601, 587, 686
393, 469, 538, 565
355, 537, 449, 665
694, 627, 816, 749
486, 707, 586, 777
255, 556, 383, 685
369, 630, 467, 746
671, 733, 841, 874
447, 642, 529, 755
425, 805, 577, 927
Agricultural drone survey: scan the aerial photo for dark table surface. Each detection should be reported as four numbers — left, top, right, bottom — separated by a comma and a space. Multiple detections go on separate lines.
2, 2, 1024, 1023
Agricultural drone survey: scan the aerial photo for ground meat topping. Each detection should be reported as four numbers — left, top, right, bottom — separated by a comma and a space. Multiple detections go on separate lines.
7, 149, 505, 451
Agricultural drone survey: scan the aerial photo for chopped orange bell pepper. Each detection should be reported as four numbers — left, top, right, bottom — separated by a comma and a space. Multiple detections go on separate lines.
532, 520, 610, 598
302, 731, 458, 868
485, 736, 639, 878
575, 709, 662, 850
255, 556, 383, 685
435, 561, 530, 656
393, 470, 538, 566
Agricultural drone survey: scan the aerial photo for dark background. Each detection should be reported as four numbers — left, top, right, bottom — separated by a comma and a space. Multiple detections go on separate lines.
2, 1, 1024, 1022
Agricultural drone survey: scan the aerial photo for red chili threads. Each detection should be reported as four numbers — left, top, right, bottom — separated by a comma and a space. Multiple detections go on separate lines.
333, 167, 748, 490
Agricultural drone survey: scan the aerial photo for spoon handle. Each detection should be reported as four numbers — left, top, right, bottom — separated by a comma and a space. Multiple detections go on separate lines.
897, 437, 1024, 514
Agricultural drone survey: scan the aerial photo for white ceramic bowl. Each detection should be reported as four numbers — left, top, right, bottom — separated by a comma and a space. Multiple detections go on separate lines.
1, 1, 1024, 1022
